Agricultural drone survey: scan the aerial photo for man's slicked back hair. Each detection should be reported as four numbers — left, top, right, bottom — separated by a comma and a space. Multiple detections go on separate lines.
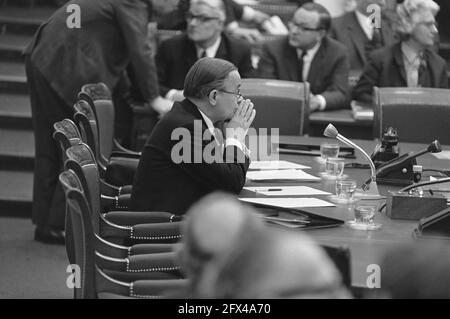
184, 57, 237, 99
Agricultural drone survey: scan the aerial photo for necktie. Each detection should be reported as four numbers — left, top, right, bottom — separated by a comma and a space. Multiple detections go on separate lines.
297, 51, 307, 82
199, 50, 207, 59
371, 28, 383, 48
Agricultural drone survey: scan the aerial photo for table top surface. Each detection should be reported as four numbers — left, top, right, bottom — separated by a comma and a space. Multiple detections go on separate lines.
240, 136, 450, 287
309, 109, 373, 126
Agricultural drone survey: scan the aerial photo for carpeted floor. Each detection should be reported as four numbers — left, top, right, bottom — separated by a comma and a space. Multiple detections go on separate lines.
0, 216, 72, 299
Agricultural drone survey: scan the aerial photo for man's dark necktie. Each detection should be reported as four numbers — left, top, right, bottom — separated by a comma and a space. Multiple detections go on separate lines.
199, 50, 207, 59
365, 28, 384, 55
297, 51, 307, 82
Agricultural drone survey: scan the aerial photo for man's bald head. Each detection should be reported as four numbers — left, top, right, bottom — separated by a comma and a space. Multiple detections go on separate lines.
178, 192, 263, 297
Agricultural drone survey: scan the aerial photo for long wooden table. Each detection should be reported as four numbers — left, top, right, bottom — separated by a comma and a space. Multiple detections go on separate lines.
240, 136, 450, 288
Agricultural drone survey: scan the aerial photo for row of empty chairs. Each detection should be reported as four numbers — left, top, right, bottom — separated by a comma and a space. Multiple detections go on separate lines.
54, 85, 189, 298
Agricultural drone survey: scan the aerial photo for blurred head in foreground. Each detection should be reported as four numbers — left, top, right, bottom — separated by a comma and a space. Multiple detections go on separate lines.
178, 192, 349, 298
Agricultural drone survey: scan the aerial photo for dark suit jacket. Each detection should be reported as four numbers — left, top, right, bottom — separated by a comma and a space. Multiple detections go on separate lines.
330, 11, 397, 72
24, 0, 158, 105
130, 99, 250, 215
156, 33, 254, 96
257, 36, 350, 110
353, 42, 449, 104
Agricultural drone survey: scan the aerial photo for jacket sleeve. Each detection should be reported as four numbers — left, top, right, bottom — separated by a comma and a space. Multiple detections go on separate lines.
439, 63, 449, 88
170, 123, 250, 194
321, 51, 350, 110
352, 52, 381, 105
237, 42, 255, 78
115, 0, 159, 101
257, 43, 278, 79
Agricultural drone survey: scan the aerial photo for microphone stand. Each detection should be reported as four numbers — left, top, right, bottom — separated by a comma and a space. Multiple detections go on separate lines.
324, 124, 382, 199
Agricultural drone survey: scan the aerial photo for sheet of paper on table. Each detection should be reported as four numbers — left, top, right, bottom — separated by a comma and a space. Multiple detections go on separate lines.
246, 169, 320, 181
432, 151, 450, 160
244, 186, 331, 196
240, 197, 335, 208
249, 160, 310, 170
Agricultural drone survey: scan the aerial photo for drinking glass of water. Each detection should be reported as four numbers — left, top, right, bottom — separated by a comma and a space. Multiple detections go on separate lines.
321, 157, 346, 180
347, 205, 382, 230
320, 142, 340, 161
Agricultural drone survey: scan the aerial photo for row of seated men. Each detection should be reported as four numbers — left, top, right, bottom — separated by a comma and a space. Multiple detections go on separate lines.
128, 0, 447, 115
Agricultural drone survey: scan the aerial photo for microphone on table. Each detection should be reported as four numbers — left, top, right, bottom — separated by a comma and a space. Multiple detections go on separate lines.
323, 124, 381, 198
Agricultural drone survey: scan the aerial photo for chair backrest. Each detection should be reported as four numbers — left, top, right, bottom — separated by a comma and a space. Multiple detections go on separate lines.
53, 119, 83, 163
65, 143, 102, 235
59, 169, 97, 299
73, 100, 100, 159
78, 83, 115, 163
249, 3, 297, 23
240, 79, 309, 135
373, 87, 450, 144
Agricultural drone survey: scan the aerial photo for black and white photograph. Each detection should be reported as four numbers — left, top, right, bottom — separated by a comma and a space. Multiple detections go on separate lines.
1, 0, 450, 301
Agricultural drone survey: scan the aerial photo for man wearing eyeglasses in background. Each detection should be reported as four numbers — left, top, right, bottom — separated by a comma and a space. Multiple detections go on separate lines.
258, 3, 350, 112
130, 58, 255, 215
353, 0, 448, 104
156, 0, 254, 103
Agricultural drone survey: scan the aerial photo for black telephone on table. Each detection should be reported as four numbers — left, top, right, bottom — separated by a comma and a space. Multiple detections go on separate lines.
371, 127, 400, 167
374, 137, 442, 186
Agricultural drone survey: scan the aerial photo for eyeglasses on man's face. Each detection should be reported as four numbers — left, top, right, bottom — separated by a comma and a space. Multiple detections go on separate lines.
185, 12, 221, 24
288, 20, 322, 32
218, 89, 243, 100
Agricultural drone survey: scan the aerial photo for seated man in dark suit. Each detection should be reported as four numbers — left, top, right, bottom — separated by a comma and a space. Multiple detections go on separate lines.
257, 2, 350, 112
130, 58, 256, 215
156, 0, 254, 102
157, 0, 271, 44
353, 0, 448, 104
330, 0, 397, 74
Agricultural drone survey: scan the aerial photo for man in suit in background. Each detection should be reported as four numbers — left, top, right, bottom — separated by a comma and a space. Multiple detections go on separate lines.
24, 0, 178, 244
330, 0, 397, 74
131, 58, 255, 215
257, 3, 350, 112
353, 0, 448, 104
156, 0, 254, 103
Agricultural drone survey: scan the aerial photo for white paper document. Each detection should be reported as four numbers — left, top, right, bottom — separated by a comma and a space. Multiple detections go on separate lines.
240, 197, 335, 208
432, 151, 450, 160
246, 169, 320, 181
249, 160, 310, 170
244, 186, 331, 196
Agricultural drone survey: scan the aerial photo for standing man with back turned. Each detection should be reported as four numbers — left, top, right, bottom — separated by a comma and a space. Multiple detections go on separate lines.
24, 0, 178, 244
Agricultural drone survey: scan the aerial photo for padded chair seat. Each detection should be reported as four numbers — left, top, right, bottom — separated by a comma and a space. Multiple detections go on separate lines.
99, 217, 184, 244
131, 279, 188, 298
105, 153, 140, 186
102, 210, 178, 226
103, 269, 180, 282
97, 292, 135, 299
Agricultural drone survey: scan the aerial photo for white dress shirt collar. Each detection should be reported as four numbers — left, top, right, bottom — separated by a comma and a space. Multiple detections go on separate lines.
355, 10, 374, 40
196, 35, 222, 59
296, 40, 321, 81
197, 108, 216, 137
401, 42, 421, 65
